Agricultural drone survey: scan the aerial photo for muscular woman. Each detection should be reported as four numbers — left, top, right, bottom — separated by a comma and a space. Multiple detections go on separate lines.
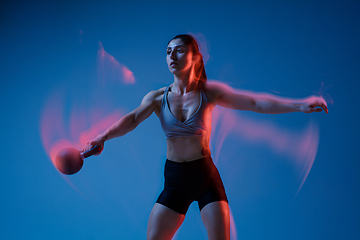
83, 34, 327, 240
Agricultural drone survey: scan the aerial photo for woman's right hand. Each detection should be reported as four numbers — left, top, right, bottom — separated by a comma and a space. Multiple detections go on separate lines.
81, 135, 105, 156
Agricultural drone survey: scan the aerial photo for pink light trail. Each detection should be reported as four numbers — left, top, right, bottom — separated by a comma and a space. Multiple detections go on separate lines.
211, 106, 319, 197
97, 42, 135, 85
40, 88, 124, 173
40, 41, 136, 174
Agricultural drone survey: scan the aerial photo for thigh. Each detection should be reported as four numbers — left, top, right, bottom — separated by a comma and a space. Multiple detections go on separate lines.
200, 201, 230, 240
147, 203, 185, 240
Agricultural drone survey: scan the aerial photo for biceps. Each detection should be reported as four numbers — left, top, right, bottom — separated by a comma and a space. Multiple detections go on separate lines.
132, 101, 155, 125
218, 91, 257, 111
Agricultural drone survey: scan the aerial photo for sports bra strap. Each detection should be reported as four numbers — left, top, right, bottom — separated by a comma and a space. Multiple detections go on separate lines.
161, 86, 170, 108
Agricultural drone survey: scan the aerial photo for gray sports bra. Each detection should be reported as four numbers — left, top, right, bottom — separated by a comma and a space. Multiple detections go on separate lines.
159, 86, 212, 139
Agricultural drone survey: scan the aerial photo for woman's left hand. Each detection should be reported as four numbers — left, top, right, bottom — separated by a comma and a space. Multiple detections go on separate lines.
300, 96, 328, 113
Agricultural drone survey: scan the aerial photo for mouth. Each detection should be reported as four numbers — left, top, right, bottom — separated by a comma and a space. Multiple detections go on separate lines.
170, 62, 177, 66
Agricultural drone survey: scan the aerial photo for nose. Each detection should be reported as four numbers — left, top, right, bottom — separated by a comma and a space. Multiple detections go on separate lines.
170, 50, 176, 60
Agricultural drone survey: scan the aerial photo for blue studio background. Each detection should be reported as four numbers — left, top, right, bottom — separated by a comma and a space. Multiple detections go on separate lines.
1, 0, 359, 239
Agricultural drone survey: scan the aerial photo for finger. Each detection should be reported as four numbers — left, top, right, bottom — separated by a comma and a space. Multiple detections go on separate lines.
321, 105, 326, 113
81, 145, 86, 152
80, 147, 86, 153
319, 98, 328, 113
315, 102, 327, 113
323, 104, 328, 113
82, 142, 91, 152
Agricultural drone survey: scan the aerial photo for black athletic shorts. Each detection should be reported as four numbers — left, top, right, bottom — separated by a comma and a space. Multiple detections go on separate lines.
156, 156, 228, 215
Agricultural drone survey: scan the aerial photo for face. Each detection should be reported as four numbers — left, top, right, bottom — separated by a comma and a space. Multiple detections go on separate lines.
166, 38, 195, 75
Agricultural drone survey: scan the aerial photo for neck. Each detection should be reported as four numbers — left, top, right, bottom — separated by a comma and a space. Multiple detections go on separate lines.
172, 71, 197, 94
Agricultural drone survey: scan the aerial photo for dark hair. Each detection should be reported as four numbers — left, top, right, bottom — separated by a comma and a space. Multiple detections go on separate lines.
168, 34, 207, 88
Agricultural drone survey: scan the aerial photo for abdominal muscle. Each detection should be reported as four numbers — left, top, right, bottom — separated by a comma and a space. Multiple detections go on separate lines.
166, 136, 211, 162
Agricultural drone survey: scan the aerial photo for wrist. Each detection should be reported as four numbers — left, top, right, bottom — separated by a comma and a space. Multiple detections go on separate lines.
98, 133, 108, 143
294, 103, 303, 112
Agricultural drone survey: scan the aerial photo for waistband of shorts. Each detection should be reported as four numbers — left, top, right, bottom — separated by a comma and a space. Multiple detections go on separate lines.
166, 155, 212, 165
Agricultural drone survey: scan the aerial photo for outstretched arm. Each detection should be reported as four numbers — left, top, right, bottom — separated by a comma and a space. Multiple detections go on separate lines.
206, 81, 328, 114
82, 90, 159, 153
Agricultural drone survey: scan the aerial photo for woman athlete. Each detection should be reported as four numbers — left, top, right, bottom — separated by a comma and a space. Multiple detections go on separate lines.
83, 34, 328, 240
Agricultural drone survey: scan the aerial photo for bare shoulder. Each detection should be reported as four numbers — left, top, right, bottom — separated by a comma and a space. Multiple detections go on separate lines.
142, 87, 166, 104
204, 81, 229, 103
141, 87, 166, 116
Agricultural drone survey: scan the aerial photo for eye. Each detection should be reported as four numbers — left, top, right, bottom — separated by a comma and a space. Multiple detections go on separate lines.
177, 48, 183, 53
166, 49, 171, 55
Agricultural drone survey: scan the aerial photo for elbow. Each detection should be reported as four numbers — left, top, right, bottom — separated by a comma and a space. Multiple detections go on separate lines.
129, 114, 139, 131
253, 99, 268, 113
252, 99, 263, 113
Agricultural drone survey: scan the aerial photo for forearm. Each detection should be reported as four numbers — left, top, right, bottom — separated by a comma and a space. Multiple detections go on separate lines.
254, 96, 303, 114
98, 113, 137, 142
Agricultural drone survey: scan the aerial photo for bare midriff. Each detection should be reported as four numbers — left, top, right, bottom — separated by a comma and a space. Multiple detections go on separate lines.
166, 136, 211, 162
